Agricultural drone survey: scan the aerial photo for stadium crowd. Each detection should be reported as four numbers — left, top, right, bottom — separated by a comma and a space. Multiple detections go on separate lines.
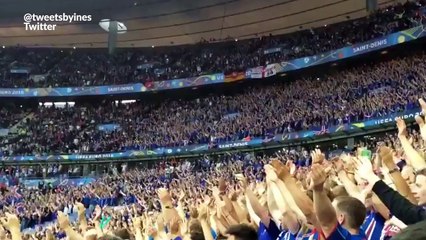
0, 0, 425, 88
1, 2, 426, 240
1, 51, 425, 157
1, 111, 426, 239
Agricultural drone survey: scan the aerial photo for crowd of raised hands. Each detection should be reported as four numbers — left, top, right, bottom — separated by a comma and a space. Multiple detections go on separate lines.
1, 51, 426, 157
0, 1, 424, 88
1, 98, 426, 239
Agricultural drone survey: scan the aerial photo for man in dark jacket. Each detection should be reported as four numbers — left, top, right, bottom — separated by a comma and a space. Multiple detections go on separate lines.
372, 180, 426, 224
358, 149, 426, 225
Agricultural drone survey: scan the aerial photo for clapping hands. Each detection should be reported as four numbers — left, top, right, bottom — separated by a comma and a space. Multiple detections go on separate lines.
311, 149, 325, 164
235, 173, 247, 190
416, 99, 426, 140
0, 213, 20, 232
270, 159, 290, 179
396, 117, 408, 138
264, 164, 278, 182
197, 203, 209, 220
75, 202, 86, 216
353, 156, 381, 187
57, 211, 70, 230
309, 164, 328, 191
354, 154, 374, 175
379, 146, 397, 170
132, 216, 143, 231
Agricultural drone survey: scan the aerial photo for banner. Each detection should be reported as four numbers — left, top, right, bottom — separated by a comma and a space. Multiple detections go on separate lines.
277, 109, 421, 140
225, 72, 245, 83
152, 73, 224, 91
277, 24, 426, 73
1, 109, 419, 161
97, 124, 121, 132
264, 63, 282, 78
245, 66, 264, 79
264, 47, 281, 55
0, 73, 224, 97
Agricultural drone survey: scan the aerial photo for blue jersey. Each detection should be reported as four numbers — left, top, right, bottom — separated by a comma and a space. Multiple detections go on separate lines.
211, 228, 217, 240
277, 230, 288, 240
301, 230, 319, 240
277, 224, 312, 240
259, 221, 272, 240
324, 224, 367, 240
361, 211, 385, 240
260, 220, 281, 240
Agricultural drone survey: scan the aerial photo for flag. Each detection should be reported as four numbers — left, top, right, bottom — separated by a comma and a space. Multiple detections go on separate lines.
15, 201, 25, 213
242, 136, 251, 141
9, 186, 22, 199
262, 135, 274, 143
314, 125, 329, 135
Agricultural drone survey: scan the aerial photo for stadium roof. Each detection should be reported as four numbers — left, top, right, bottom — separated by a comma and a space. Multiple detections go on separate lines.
0, 0, 397, 48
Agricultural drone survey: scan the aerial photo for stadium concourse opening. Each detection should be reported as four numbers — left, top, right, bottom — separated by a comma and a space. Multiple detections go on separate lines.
0, 0, 426, 240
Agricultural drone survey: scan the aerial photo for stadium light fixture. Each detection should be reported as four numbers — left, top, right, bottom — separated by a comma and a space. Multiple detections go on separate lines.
99, 19, 127, 34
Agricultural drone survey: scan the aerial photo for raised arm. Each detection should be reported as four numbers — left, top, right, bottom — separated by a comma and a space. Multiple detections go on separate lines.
238, 174, 271, 226
274, 161, 313, 211
396, 118, 426, 170
57, 211, 84, 240
355, 154, 426, 225
245, 194, 261, 226
176, 191, 187, 221
337, 168, 363, 201
157, 188, 180, 224
267, 167, 307, 222
75, 202, 88, 235
198, 204, 214, 240
379, 146, 417, 204
371, 194, 390, 221
416, 98, 426, 141
311, 164, 337, 237
0, 213, 22, 240
229, 191, 249, 224
132, 217, 144, 240
271, 159, 317, 226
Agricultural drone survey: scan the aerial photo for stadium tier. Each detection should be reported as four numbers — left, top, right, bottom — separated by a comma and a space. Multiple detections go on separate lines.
1, 51, 426, 159
0, 1, 424, 90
